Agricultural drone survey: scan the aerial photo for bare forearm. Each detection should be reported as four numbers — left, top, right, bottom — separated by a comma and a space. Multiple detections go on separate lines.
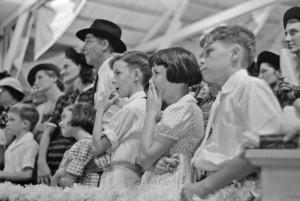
139, 112, 157, 167
38, 126, 55, 161
0, 170, 33, 181
92, 108, 107, 156
199, 154, 258, 196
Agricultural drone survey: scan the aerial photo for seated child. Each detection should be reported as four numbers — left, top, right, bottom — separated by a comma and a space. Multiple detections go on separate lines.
0, 103, 39, 183
92, 51, 152, 189
50, 103, 100, 187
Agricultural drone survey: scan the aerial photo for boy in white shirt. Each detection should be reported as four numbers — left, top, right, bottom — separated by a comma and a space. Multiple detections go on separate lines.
0, 103, 39, 183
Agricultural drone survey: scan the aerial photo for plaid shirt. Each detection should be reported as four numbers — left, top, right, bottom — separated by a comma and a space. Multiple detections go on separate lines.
47, 87, 94, 175
66, 136, 100, 186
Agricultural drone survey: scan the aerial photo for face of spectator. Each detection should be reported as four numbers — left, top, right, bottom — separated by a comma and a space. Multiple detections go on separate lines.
112, 60, 135, 98
199, 82, 210, 99
201, 41, 232, 86
61, 58, 80, 84
34, 70, 56, 94
59, 108, 72, 137
0, 87, 14, 107
6, 112, 24, 137
151, 65, 173, 102
285, 21, 300, 54
259, 63, 278, 85
82, 33, 104, 67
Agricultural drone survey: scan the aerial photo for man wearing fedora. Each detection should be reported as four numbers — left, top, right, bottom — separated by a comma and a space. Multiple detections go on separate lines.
76, 19, 127, 129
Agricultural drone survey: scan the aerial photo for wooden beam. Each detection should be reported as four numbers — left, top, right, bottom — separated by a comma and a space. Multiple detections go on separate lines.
253, 5, 275, 35
135, 0, 283, 52
0, 0, 46, 35
139, 9, 173, 43
158, 0, 189, 49
3, 12, 30, 73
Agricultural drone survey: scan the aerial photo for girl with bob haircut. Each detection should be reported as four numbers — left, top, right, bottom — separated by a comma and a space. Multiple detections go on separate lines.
139, 47, 204, 188
51, 103, 100, 187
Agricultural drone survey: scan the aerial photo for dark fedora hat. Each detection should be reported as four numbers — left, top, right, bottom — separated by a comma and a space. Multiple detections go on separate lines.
283, 7, 300, 28
27, 63, 61, 86
257, 51, 280, 72
76, 19, 126, 53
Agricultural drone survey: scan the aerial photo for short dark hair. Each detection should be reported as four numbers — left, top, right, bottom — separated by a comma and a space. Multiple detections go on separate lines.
110, 51, 152, 87
203, 25, 256, 66
66, 103, 95, 134
9, 103, 39, 132
65, 48, 94, 85
149, 47, 202, 86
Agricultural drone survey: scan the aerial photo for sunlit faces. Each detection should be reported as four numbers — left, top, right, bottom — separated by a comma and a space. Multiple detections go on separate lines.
59, 108, 73, 137
82, 33, 104, 66
201, 41, 231, 84
285, 22, 300, 54
61, 58, 80, 84
259, 63, 279, 85
6, 112, 25, 137
112, 60, 136, 98
34, 70, 56, 93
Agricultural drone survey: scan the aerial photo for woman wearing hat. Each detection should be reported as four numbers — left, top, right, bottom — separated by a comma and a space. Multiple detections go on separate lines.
27, 63, 65, 142
37, 49, 95, 185
257, 51, 300, 107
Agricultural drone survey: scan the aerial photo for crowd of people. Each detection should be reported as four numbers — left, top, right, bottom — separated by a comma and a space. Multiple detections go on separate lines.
0, 6, 300, 201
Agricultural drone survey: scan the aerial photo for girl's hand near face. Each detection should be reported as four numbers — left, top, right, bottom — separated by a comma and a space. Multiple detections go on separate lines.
146, 80, 163, 116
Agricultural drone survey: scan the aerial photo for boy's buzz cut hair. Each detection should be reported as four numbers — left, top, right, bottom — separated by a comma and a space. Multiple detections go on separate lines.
9, 103, 39, 132
203, 25, 256, 66
109, 51, 152, 87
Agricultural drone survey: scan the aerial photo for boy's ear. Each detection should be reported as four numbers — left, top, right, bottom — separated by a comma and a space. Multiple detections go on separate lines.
23, 119, 31, 131
231, 45, 241, 62
134, 69, 140, 82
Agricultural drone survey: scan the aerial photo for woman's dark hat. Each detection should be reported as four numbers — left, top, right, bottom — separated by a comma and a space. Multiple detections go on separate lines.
283, 7, 300, 28
27, 63, 61, 86
257, 51, 280, 71
76, 19, 127, 53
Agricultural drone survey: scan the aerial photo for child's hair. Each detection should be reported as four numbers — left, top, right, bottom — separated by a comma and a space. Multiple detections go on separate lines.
149, 47, 202, 86
65, 103, 95, 134
203, 25, 256, 67
9, 103, 39, 132
110, 51, 152, 87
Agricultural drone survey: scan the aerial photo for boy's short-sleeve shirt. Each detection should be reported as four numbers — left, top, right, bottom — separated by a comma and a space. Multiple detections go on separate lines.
193, 69, 282, 171
4, 132, 38, 172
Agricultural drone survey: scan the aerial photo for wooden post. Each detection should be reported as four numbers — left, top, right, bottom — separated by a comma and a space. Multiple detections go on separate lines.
246, 149, 300, 201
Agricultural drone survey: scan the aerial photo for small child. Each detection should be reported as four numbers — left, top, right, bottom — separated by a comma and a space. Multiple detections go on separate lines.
50, 103, 100, 187
0, 103, 39, 183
